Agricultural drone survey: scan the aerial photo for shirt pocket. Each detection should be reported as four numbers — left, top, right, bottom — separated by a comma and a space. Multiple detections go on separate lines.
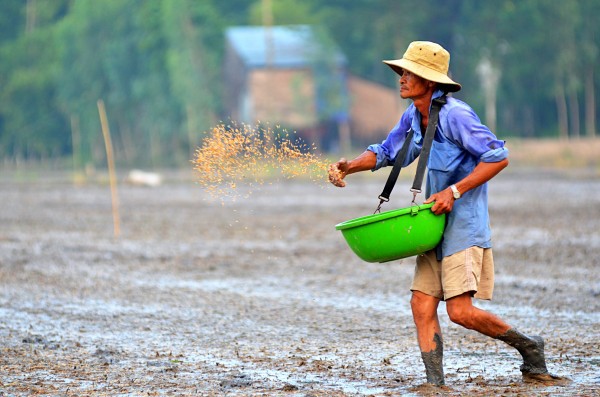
428, 140, 461, 172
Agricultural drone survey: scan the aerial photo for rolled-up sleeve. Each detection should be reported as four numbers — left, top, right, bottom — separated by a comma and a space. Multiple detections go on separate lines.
445, 105, 508, 162
480, 146, 509, 163
367, 143, 392, 170
367, 109, 415, 171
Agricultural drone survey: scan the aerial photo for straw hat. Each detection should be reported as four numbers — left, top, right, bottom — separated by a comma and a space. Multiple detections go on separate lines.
383, 41, 461, 92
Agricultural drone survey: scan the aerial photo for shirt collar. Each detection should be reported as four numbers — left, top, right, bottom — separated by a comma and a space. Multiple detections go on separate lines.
432, 89, 444, 101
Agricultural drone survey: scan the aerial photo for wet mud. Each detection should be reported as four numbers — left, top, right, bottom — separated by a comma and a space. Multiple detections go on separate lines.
0, 168, 599, 396
420, 333, 444, 386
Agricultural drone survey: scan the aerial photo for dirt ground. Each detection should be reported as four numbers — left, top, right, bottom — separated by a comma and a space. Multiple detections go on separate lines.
0, 167, 599, 396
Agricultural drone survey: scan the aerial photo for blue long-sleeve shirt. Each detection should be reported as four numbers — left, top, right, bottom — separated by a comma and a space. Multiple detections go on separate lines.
367, 90, 509, 258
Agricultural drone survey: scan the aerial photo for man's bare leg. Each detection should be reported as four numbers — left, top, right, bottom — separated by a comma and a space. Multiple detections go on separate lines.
411, 291, 444, 385
445, 293, 566, 382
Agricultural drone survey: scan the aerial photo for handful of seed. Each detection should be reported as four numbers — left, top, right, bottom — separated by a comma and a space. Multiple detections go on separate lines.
192, 123, 329, 200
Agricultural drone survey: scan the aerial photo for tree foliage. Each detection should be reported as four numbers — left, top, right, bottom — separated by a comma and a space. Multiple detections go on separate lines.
0, 0, 597, 166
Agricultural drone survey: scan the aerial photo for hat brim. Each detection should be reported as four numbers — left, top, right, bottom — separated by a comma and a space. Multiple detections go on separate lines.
383, 59, 461, 92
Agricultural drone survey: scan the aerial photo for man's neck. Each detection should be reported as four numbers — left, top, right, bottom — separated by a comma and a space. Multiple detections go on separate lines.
413, 92, 435, 118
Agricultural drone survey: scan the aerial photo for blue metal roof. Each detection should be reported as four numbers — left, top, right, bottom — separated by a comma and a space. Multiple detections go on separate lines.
225, 25, 346, 68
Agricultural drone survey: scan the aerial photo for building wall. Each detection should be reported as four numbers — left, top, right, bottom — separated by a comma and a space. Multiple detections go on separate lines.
223, 53, 406, 151
248, 68, 317, 128
348, 76, 406, 145
223, 42, 248, 123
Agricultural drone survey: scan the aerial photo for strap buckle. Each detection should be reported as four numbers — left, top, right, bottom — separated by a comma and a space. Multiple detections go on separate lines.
374, 196, 388, 214
377, 195, 390, 203
410, 189, 421, 205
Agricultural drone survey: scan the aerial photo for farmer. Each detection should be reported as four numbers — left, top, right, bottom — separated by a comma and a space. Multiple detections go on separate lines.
328, 41, 565, 386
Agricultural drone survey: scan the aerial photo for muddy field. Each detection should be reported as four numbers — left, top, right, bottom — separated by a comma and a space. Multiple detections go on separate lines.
0, 167, 599, 396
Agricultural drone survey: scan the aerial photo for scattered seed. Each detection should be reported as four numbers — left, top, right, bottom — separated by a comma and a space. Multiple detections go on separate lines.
192, 122, 329, 200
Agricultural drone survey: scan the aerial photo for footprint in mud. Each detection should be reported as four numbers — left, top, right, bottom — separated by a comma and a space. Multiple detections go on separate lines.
22, 334, 60, 349
22, 335, 47, 344
220, 372, 253, 389
92, 347, 122, 365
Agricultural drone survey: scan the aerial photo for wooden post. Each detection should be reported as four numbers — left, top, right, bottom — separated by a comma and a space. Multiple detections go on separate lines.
97, 99, 120, 238
70, 115, 81, 182
338, 118, 351, 155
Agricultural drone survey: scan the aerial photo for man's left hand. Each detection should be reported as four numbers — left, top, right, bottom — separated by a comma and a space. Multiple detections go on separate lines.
424, 187, 455, 215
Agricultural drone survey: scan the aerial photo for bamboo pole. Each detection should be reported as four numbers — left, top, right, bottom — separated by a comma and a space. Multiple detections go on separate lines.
97, 99, 120, 238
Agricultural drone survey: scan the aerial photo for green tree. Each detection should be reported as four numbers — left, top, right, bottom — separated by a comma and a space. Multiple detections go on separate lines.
56, 0, 226, 167
0, 0, 598, 164
579, 0, 599, 138
161, 0, 225, 161
0, 0, 70, 161
0, 0, 24, 43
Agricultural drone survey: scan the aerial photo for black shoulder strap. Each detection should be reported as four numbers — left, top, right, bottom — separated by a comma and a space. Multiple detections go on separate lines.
375, 96, 446, 212
377, 128, 414, 206
410, 96, 446, 195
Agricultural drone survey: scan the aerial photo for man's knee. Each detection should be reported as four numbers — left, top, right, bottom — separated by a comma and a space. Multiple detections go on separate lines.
446, 296, 475, 328
411, 291, 439, 324
447, 306, 471, 327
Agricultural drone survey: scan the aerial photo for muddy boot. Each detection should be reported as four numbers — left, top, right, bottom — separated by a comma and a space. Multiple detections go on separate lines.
420, 333, 445, 386
496, 328, 548, 375
496, 328, 570, 384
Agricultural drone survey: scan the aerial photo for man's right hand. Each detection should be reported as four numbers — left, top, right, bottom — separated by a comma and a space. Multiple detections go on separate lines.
328, 158, 348, 187
328, 151, 377, 188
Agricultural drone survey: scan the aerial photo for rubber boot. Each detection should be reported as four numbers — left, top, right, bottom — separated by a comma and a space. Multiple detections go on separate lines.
420, 333, 445, 386
496, 328, 548, 375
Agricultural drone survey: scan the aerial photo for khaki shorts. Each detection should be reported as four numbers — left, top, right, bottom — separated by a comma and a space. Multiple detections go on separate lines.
410, 247, 495, 301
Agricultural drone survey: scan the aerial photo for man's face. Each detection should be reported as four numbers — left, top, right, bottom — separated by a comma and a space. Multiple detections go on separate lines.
398, 70, 432, 100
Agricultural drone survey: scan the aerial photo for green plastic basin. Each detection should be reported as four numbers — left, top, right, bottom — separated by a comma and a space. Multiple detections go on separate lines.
335, 203, 446, 263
